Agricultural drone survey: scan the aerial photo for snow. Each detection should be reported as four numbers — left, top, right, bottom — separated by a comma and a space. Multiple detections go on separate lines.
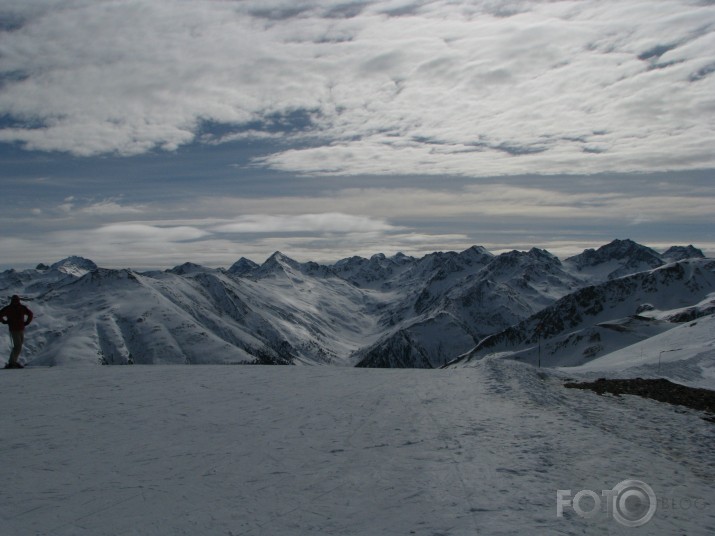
2, 243, 709, 369
1, 360, 713, 535
49, 256, 99, 278
563, 314, 715, 389
2, 244, 714, 533
453, 258, 715, 373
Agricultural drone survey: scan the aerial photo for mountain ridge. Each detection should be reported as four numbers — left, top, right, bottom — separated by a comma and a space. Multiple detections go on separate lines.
449, 258, 715, 369
0, 240, 710, 368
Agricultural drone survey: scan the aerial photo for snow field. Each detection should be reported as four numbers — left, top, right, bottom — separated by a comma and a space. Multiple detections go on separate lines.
562, 314, 715, 389
1, 362, 713, 535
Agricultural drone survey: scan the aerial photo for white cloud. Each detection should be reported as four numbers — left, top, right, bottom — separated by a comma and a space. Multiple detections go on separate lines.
92, 223, 209, 244
46, 198, 146, 219
2, 181, 713, 269
0, 0, 713, 175
79, 200, 146, 216
211, 213, 401, 234
13, 214, 454, 268
184, 182, 713, 225
58, 197, 75, 213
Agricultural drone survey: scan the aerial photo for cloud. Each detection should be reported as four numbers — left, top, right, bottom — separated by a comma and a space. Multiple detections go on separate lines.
95, 223, 207, 241
58, 196, 75, 214
211, 213, 400, 234
2, 181, 713, 269
20, 213, 454, 268
1, 160, 710, 270
0, 0, 713, 176
183, 180, 713, 225
79, 200, 146, 216
30, 211, 409, 266
46, 198, 146, 218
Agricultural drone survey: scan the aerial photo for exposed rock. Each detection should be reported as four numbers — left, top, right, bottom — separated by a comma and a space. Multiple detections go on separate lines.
564, 378, 715, 421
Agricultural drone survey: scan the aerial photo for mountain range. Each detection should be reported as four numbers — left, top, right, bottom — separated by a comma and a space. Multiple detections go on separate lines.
0, 239, 712, 369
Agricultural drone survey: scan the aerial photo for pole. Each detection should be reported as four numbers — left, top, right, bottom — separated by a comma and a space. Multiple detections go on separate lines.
536, 322, 543, 368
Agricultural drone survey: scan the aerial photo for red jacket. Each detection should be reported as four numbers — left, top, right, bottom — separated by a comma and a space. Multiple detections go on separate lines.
0, 302, 33, 332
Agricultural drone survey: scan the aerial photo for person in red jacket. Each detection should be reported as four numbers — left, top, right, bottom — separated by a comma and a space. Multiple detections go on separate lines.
0, 295, 33, 369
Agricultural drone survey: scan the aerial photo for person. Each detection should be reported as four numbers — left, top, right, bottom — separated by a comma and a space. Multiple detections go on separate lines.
0, 295, 33, 369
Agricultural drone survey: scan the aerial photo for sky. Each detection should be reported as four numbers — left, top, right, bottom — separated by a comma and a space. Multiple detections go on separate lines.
0, 0, 714, 270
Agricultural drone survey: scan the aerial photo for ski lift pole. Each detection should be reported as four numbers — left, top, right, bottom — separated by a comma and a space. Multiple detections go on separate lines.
538, 333, 541, 368
536, 322, 543, 368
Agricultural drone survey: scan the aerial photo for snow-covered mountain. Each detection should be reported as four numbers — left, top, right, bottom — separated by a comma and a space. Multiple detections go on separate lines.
563, 238, 666, 281
0, 240, 710, 369
449, 257, 715, 371
354, 247, 583, 368
3, 242, 713, 536
49, 255, 99, 277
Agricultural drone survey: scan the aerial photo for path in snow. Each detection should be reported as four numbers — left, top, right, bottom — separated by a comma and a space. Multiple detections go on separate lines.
1, 362, 713, 535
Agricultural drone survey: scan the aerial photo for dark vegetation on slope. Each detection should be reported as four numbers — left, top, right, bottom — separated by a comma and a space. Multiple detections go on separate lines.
564, 378, 715, 421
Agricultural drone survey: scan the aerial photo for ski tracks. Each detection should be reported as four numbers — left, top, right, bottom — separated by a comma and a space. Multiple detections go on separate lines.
473, 358, 715, 535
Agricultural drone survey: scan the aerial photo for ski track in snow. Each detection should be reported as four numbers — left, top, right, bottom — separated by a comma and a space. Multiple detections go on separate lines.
1, 362, 713, 535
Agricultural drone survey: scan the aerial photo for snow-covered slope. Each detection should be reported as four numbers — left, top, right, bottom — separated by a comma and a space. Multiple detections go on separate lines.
20, 261, 382, 367
1, 361, 712, 534
0, 240, 711, 368
450, 258, 715, 387
561, 313, 715, 389
354, 247, 583, 367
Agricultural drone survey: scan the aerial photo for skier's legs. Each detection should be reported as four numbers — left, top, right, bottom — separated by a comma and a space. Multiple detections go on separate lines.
9, 331, 24, 365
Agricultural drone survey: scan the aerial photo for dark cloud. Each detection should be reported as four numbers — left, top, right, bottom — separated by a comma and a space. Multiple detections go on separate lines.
689, 62, 715, 81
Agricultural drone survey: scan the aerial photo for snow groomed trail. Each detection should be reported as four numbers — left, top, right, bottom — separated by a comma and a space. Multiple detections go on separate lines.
1, 361, 713, 535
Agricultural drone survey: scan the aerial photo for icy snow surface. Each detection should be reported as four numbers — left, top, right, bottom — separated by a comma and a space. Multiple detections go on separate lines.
1, 360, 713, 535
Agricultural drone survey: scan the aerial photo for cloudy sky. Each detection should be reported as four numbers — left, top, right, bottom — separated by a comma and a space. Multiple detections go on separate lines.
1, 0, 713, 269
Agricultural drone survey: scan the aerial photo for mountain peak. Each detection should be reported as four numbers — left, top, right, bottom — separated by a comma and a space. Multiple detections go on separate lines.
227, 257, 259, 276
255, 251, 301, 277
461, 245, 492, 256
565, 239, 663, 280
167, 262, 208, 275
603, 238, 649, 254
266, 251, 294, 263
391, 252, 414, 264
662, 245, 705, 262
527, 247, 559, 262
50, 256, 98, 277
593, 239, 659, 260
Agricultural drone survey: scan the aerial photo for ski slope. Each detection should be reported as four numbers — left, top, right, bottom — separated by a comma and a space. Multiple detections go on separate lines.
562, 313, 715, 389
1, 361, 713, 535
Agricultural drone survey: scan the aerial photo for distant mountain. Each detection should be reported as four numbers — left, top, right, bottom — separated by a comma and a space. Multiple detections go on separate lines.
50, 256, 98, 277
227, 257, 259, 276
1, 240, 711, 368
167, 262, 214, 275
661, 245, 704, 263
449, 258, 715, 368
354, 247, 581, 368
563, 238, 664, 280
